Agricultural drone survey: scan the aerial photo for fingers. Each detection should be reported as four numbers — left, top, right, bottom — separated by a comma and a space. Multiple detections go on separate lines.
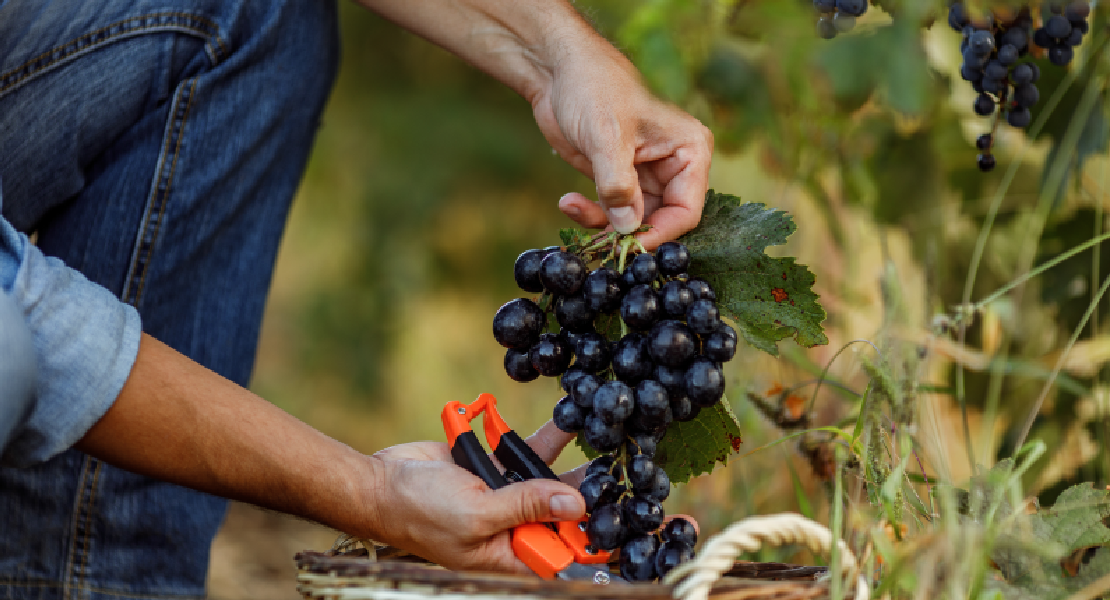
522, 419, 577, 465
558, 193, 610, 229
482, 478, 585, 530
589, 145, 644, 234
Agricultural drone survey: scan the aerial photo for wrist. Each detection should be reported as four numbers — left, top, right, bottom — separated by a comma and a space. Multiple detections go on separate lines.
345, 453, 390, 541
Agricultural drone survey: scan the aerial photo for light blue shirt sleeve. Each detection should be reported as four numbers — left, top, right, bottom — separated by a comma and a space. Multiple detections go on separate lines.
0, 193, 141, 467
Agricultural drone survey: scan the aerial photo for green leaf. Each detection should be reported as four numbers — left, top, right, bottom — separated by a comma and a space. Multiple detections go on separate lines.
653, 398, 744, 485
560, 227, 589, 248
679, 191, 828, 355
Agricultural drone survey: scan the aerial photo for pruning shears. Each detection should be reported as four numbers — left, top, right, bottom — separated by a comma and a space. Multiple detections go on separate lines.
441, 393, 626, 584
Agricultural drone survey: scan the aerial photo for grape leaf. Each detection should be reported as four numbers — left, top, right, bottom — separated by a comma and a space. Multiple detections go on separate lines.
679, 191, 828, 356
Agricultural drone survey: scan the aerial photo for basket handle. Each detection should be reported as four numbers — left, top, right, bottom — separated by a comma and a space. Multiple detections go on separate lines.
663, 513, 869, 600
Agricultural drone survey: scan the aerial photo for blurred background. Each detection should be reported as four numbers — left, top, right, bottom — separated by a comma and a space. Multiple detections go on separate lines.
207, 1, 1110, 597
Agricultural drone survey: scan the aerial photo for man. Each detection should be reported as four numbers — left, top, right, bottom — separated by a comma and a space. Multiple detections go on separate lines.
0, 0, 713, 598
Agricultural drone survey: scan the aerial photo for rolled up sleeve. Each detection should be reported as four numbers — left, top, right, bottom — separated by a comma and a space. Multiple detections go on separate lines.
0, 208, 141, 467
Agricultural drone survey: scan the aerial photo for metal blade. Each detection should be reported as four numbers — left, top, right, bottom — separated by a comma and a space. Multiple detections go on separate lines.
555, 562, 629, 585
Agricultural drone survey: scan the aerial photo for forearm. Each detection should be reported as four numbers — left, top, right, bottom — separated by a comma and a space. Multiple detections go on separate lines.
76, 333, 383, 539
354, 0, 632, 102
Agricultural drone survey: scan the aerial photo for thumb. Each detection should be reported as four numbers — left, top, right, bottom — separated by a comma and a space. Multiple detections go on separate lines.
591, 150, 643, 235
486, 479, 585, 529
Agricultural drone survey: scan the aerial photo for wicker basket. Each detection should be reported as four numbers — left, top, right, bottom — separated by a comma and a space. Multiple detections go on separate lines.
295, 514, 868, 600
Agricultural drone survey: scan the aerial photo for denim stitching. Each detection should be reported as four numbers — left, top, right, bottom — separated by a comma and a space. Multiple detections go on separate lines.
121, 77, 196, 307
61, 456, 100, 600
74, 460, 104, 596
0, 12, 227, 99
0, 580, 205, 600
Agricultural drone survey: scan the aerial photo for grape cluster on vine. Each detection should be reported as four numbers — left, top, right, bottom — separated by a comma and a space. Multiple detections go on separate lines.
949, 1, 1089, 172
492, 238, 736, 581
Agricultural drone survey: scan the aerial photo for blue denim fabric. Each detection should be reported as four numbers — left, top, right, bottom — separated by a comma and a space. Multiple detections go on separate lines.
0, 287, 36, 451
0, 1, 339, 598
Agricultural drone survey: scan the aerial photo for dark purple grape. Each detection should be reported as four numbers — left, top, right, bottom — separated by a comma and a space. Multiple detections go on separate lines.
1066, 2, 1091, 22
585, 455, 615, 479
1046, 14, 1073, 39
654, 363, 686, 396
663, 517, 698, 546
960, 62, 982, 82
574, 333, 611, 372
621, 284, 661, 331
1066, 28, 1084, 47
1049, 45, 1074, 66
634, 379, 671, 424
493, 298, 545, 349
685, 358, 725, 407
670, 393, 699, 421
1007, 107, 1031, 128
561, 366, 588, 393
648, 320, 698, 367
504, 348, 539, 382
628, 455, 657, 493
553, 396, 587, 432
555, 294, 596, 333
559, 328, 588, 356
978, 153, 996, 172
997, 45, 1019, 66
627, 403, 671, 438
655, 242, 691, 275
835, 0, 866, 17
1034, 27, 1052, 48
586, 502, 626, 551
624, 494, 665, 534
1029, 62, 1041, 83
619, 534, 660, 582
968, 29, 994, 56
619, 267, 637, 289
612, 333, 654, 383
654, 541, 695, 578
513, 248, 556, 293
539, 251, 587, 295
584, 414, 624, 453
626, 433, 658, 458
1001, 27, 1028, 50
571, 372, 602, 409
582, 267, 622, 312
704, 324, 737, 363
649, 468, 671, 502
981, 77, 1004, 94
948, 3, 969, 31
659, 280, 694, 318
1010, 63, 1033, 86
686, 300, 721, 336
530, 333, 572, 377
973, 93, 995, 116
630, 253, 659, 284
579, 473, 619, 512
685, 279, 716, 301
984, 60, 1008, 80
594, 380, 634, 425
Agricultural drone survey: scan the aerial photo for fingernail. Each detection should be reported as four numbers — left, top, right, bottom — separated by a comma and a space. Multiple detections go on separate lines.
608, 206, 639, 234
549, 494, 581, 519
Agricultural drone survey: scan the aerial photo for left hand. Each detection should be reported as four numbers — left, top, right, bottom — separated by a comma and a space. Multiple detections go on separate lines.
530, 38, 714, 250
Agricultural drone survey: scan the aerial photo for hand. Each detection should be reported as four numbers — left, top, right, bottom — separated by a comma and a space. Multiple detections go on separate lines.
531, 40, 714, 250
364, 421, 584, 573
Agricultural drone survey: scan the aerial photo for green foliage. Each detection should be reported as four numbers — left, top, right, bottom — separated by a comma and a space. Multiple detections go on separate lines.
681, 191, 828, 355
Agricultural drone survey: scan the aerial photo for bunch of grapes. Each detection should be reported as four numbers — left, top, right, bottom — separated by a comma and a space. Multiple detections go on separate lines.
492, 239, 735, 581
813, 0, 869, 39
948, 1, 1090, 172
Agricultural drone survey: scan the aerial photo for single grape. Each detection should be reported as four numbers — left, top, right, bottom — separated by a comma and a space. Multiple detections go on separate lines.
555, 294, 596, 333
686, 299, 721, 336
1065, 2, 1091, 23
1045, 14, 1073, 39
553, 396, 587, 432
611, 333, 654, 384
655, 242, 691, 275
648, 320, 697, 367
1007, 107, 1031, 128
584, 413, 624, 453
630, 253, 659, 285
1029, 62, 1041, 83
627, 455, 657, 493
1065, 28, 1084, 47
976, 133, 993, 151
539, 251, 587, 296
1001, 27, 1028, 50
571, 372, 602, 409
1034, 27, 1052, 48
624, 494, 665, 534
619, 267, 637, 290
579, 473, 619, 512
1049, 45, 1074, 66
981, 77, 1004, 94
659, 280, 694, 319
984, 60, 1008, 80
704, 325, 738, 363
654, 541, 695, 579
685, 279, 716, 301
585, 455, 615, 479
960, 62, 982, 82
948, 2, 969, 31
559, 328, 588, 357
973, 93, 995, 116
627, 403, 671, 438
969, 30, 995, 57
626, 432, 658, 458
670, 393, 699, 422
685, 357, 725, 407
654, 363, 686, 396
574, 333, 611, 372
835, 0, 867, 17
1010, 63, 1033, 86
663, 517, 698, 546
529, 333, 572, 377
621, 284, 661, 331
977, 153, 996, 173
582, 267, 622, 312
816, 15, 837, 39
513, 248, 553, 293
504, 348, 539, 382
492, 298, 545, 349
594, 380, 635, 425
586, 502, 626, 551
561, 366, 588, 394
649, 467, 671, 502
619, 534, 660, 582
634, 379, 672, 424
1013, 82, 1039, 107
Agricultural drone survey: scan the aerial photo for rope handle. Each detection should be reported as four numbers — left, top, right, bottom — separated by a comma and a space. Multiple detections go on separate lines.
663, 513, 870, 600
